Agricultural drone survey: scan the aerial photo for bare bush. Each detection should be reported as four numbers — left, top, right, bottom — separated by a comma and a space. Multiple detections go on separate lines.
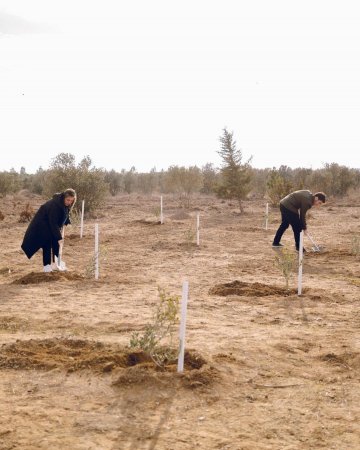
18, 203, 34, 223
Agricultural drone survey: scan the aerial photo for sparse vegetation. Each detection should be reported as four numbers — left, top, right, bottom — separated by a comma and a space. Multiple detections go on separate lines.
129, 287, 179, 367
183, 226, 196, 248
84, 245, 108, 278
351, 235, 360, 259
164, 166, 203, 208
18, 203, 33, 223
43, 153, 108, 214
266, 168, 293, 206
274, 247, 297, 290
151, 206, 161, 222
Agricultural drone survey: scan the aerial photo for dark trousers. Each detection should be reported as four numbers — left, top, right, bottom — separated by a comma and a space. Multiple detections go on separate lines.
42, 240, 60, 266
273, 204, 302, 249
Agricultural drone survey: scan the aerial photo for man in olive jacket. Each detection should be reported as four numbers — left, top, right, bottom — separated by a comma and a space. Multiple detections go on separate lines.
272, 190, 326, 251
21, 189, 76, 272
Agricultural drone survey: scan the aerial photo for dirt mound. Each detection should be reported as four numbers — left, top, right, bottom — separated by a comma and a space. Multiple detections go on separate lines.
113, 361, 217, 389
0, 338, 210, 380
0, 316, 28, 332
169, 211, 191, 220
12, 271, 85, 285
239, 226, 263, 232
134, 218, 161, 225
66, 233, 86, 240
306, 248, 354, 258
318, 352, 360, 370
0, 338, 126, 371
209, 280, 296, 297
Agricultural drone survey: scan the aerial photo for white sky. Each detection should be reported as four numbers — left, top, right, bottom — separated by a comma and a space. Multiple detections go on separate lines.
0, 0, 359, 173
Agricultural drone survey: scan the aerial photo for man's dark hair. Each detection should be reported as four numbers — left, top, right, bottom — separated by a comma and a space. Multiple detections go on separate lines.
314, 192, 326, 203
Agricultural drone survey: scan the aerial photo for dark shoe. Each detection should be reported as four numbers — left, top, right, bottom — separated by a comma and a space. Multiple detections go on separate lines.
296, 247, 307, 253
272, 243, 284, 248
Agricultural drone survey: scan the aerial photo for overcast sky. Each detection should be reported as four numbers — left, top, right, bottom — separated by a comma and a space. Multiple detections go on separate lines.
0, 0, 359, 173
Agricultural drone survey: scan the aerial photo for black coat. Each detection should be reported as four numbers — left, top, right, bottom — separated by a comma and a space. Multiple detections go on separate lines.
21, 193, 71, 259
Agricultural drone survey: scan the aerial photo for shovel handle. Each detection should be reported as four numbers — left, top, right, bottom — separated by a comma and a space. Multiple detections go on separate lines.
306, 232, 320, 250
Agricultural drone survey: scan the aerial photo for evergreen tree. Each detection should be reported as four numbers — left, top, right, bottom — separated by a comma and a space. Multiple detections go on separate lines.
216, 128, 252, 213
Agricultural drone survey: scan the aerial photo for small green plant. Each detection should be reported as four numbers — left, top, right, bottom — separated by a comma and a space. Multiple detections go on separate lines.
129, 287, 179, 367
152, 206, 161, 221
84, 245, 108, 278
183, 227, 195, 247
274, 247, 297, 290
263, 206, 269, 228
351, 235, 360, 259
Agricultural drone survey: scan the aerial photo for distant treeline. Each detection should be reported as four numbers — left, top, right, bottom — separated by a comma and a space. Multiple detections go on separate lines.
0, 153, 359, 212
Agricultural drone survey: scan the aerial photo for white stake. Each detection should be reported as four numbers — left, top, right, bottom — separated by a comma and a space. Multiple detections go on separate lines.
196, 213, 200, 246
80, 200, 85, 238
177, 280, 189, 373
265, 203, 269, 230
95, 223, 99, 280
160, 195, 164, 224
297, 231, 304, 296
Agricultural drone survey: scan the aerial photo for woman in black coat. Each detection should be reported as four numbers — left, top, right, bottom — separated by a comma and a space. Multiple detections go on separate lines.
21, 189, 76, 272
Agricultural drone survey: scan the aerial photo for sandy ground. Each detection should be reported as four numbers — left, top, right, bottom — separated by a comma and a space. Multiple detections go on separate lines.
0, 192, 360, 450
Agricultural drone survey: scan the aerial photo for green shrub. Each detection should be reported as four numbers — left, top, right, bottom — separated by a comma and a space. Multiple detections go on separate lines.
129, 287, 179, 367
43, 153, 108, 213
274, 247, 297, 290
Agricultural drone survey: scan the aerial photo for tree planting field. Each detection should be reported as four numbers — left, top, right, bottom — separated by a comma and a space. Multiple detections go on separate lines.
0, 193, 359, 449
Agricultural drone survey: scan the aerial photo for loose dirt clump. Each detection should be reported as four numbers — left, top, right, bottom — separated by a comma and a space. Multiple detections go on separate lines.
318, 352, 360, 370
66, 233, 91, 241
0, 338, 212, 385
134, 218, 161, 225
169, 211, 191, 220
305, 248, 354, 258
11, 271, 85, 285
209, 280, 296, 297
113, 350, 217, 389
0, 316, 28, 333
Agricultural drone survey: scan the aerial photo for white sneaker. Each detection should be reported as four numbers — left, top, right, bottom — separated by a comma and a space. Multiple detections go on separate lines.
43, 264, 52, 273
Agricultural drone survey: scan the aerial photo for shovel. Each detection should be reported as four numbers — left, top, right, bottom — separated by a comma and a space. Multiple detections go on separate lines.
55, 227, 67, 271
306, 232, 323, 253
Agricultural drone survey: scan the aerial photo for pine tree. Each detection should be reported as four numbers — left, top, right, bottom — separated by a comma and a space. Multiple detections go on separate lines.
216, 128, 252, 213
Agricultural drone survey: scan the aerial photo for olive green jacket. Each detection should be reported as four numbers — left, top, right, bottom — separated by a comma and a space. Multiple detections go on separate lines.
280, 190, 313, 230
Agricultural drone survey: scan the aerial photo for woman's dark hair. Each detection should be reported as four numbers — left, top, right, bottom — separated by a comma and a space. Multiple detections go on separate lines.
314, 192, 326, 203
